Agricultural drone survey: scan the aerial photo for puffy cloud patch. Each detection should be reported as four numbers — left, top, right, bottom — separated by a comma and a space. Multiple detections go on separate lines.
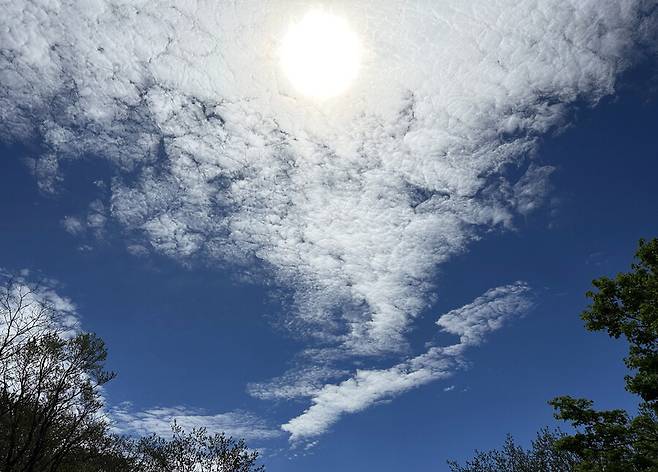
62, 216, 86, 236
436, 283, 534, 345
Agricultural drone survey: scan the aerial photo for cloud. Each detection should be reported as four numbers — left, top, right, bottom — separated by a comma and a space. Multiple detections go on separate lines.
436, 283, 534, 345
511, 164, 556, 216
62, 199, 109, 240
109, 403, 281, 442
281, 282, 532, 442
248, 365, 349, 402
0, 271, 83, 399
61, 216, 86, 236
1, 0, 654, 443
0, 270, 81, 340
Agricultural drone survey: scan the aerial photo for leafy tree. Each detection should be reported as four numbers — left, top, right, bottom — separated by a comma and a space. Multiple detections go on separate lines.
0, 278, 116, 472
0, 276, 266, 472
131, 422, 264, 472
550, 238, 658, 471
448, 428, 580, 472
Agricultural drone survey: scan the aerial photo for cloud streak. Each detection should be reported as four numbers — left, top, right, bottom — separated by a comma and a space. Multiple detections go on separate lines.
281, 282, 533, 442
109, 403, 281, 442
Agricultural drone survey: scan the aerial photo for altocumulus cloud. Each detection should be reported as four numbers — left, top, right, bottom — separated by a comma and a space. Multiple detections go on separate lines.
1, 0, 655, 443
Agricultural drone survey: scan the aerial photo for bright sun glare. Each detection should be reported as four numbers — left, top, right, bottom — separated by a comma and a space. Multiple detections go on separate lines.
280, 10, 361, 100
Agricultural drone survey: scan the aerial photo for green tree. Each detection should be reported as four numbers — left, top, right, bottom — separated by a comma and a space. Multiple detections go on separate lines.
550, 238, 658, 471
448, 428, 580, 472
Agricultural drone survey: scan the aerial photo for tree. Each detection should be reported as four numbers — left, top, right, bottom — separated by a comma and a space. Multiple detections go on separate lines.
0, 275, 266, 472
0, 277, 116, 472
448, 428, 580, 472
131, 422, 264, 472
550, 238, 658, 471
0, 277, 56, 366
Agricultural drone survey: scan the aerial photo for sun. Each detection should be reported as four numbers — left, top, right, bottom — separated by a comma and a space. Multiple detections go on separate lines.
280, 10, 362, 100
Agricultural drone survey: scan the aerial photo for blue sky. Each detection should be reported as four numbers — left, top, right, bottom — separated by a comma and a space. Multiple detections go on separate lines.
1, 1, 657, 470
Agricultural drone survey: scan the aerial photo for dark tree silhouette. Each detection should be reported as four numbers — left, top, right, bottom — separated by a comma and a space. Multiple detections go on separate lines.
0, 278, 115, 472
448, 428, 579, 472
0, 276, 266, 472
130, 422, 264, 472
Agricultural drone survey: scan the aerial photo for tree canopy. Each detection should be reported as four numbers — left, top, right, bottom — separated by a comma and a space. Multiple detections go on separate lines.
447, 428, 579, 472
451, 238, 658, 472
0, 276, 265, 472
550, 238, 658, 471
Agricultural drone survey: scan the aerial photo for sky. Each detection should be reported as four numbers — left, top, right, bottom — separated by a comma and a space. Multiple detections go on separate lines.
1, 1, 658, 470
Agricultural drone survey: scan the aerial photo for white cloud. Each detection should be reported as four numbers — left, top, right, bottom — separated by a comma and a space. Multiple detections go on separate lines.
0, 271, 83, 400
0, 0, 654, 444
109, 403, 281, 442
126, 244, 150, 257
436, 283, 534, 346
281, 282, 532, 442
62, 200, 109, 240
248, 365, 349, 401
87, 199, 107, 231
512, 165, 556, 216
61, 216, 86, 236
0, 270, 81, 340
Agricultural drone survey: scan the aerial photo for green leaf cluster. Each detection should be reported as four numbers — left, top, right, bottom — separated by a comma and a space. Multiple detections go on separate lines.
550, 238, 658, 471
451, 239, 658, 471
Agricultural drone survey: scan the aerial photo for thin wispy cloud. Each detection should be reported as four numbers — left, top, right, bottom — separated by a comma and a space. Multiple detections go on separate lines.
282, 282, 533, 442
436, 283, 534, 346
248, 365, 349, 402
1, 0, 654, 443
109, 403, 282, 442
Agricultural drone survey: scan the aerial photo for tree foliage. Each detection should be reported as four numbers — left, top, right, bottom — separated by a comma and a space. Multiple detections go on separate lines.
550, 238, 658, 471
130, 422, 264, 472
447, 428, 580, 472
0, 276, 265, 472
0, 278, 114, 472
451, 238, 658, 472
